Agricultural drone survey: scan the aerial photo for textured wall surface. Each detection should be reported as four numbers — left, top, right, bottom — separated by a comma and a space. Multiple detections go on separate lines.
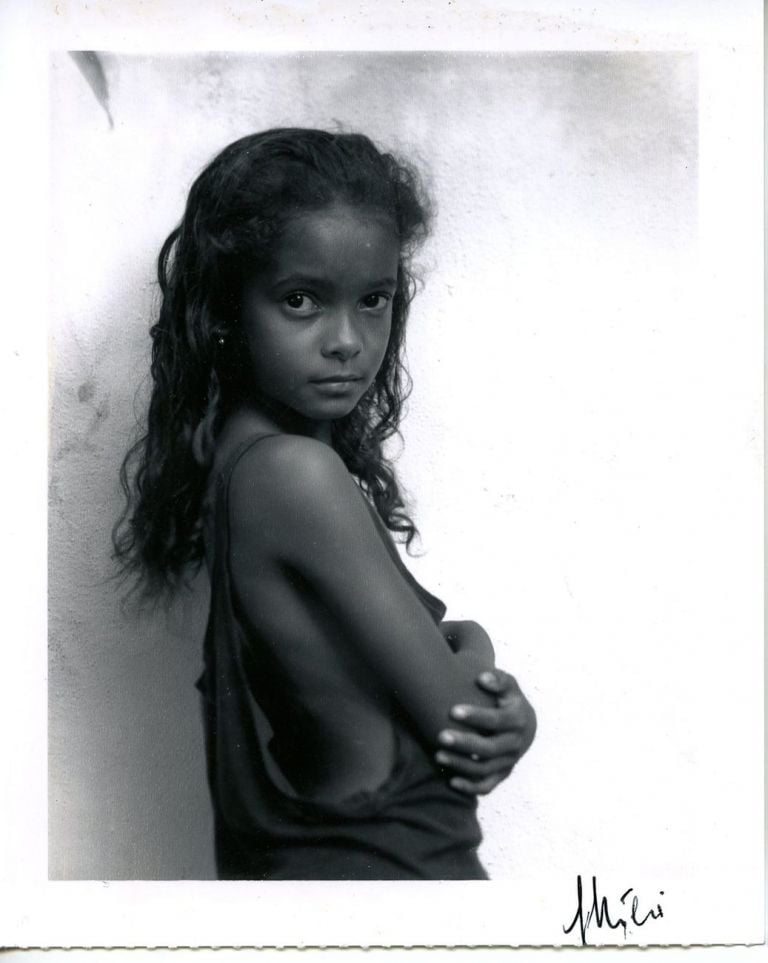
49, 51, 701, 879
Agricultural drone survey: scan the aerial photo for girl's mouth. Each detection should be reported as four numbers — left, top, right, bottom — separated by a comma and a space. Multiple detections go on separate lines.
310, 376, 363, 395
311, 375, 363, 385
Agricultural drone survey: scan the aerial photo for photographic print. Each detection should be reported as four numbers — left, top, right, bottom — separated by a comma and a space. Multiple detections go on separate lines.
2, 0, 764, 951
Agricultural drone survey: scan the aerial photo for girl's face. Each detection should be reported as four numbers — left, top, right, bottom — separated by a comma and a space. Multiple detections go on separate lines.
239, 204, 400, 432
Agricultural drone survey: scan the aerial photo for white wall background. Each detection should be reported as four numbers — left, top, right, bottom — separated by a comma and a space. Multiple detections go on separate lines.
48, 50, 754, 890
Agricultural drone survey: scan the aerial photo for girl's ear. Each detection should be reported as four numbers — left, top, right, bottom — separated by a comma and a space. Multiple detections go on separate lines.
218, 315, 243, 349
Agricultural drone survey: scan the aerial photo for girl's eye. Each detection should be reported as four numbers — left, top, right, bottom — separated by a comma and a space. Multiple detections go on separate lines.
282, 292, 319, 315
360, 293, 391, 311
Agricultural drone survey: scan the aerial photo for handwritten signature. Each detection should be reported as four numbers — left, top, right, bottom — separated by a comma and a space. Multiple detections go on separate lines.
563, 874, 665, 946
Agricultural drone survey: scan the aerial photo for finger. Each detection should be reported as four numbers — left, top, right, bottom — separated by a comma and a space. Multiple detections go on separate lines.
519, 703, 537, 754
475, 670, 506, 695
436, 750, 517, 778
451, 699, 529, 733
449, 774, 505, 796
505, 699, 536, 755
438, 728, 523, 758
475, 669, 520, 697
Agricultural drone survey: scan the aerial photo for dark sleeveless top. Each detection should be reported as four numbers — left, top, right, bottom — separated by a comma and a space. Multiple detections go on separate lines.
196, 436, 488, 880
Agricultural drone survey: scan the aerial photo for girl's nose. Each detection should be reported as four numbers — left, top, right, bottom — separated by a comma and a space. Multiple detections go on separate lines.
321, 310, 362, 360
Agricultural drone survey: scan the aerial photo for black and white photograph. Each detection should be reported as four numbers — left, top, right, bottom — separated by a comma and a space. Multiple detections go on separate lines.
1, 0, 763, 951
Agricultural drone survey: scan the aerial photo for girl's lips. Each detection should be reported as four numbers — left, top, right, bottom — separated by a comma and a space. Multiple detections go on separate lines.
311, 375, 363, 384
310, 377, 364, 395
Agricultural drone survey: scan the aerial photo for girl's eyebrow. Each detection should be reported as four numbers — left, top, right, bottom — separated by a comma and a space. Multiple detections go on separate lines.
367, 276, 398, 289
271, 272, 325, 287
270, 274, 399, 290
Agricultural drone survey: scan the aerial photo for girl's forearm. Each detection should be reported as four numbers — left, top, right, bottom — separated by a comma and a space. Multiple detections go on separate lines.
441, 620, 496, 667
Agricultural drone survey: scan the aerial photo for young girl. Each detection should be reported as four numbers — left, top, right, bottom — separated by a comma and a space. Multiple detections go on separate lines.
115, 128, 536, 880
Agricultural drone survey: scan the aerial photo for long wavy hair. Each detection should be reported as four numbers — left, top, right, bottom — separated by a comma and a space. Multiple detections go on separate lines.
113, 128, 433, 598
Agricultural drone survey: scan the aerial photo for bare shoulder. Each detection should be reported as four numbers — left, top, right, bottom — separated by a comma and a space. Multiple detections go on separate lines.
230, 433, 349, 493
228, 434, 358, 524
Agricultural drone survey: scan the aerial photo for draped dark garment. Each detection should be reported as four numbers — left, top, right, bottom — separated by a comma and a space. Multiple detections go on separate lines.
197, 436, 488, 880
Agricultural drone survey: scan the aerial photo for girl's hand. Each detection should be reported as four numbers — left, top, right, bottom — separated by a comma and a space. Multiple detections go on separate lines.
435, 669, 536, 796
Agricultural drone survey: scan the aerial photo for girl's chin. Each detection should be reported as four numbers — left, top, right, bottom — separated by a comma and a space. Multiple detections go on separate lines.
300, 391, 366, 420
307, 399, 359, 420
249, 390, 362, 426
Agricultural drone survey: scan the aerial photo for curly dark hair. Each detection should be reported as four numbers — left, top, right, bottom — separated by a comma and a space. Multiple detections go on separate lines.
113, 127, 433, 597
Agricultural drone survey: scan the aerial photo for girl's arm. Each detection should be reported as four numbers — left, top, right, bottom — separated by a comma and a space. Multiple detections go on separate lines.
440, 620, 496, 664
229, 435, 496, 749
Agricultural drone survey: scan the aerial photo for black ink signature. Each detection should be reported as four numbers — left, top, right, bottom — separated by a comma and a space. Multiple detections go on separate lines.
563, 874, 664, 946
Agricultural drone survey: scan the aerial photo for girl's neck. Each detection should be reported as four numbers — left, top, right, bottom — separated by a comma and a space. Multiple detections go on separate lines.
230, 395, 333, 447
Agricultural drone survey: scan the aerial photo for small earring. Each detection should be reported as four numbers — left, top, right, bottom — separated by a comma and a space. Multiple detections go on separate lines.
217, 334, 226, 347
